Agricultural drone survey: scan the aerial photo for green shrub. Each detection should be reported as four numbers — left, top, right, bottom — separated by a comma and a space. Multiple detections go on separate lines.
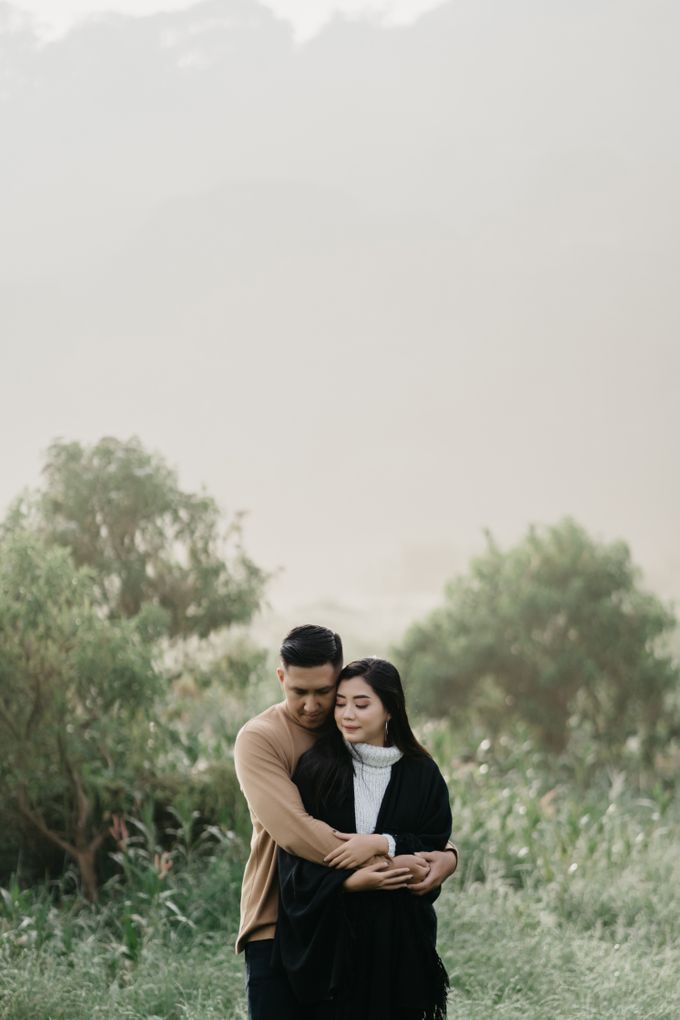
396, 519, 680, 761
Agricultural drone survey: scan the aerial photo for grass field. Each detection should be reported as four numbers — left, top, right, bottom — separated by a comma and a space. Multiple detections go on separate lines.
2, 740, 679, 1019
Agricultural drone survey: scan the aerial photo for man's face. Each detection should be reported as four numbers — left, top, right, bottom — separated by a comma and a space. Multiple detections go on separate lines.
277, 662, 338, 730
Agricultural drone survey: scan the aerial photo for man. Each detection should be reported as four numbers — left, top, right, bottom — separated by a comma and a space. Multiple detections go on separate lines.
234, 624, 458, 1020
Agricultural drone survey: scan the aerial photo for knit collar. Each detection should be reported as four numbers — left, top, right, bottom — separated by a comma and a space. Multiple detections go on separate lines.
346, 741, 403, 768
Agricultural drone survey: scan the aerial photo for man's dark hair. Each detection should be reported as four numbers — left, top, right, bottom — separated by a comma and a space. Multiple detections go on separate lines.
280, 625, 343, 670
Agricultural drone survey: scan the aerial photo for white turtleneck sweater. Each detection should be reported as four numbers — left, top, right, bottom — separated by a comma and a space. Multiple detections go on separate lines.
347, 741, 403, 857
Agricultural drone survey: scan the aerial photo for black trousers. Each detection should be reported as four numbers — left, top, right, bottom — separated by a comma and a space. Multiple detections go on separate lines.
244, 939, 310, 1020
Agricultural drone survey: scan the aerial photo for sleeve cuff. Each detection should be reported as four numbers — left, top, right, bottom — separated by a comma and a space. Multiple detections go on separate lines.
382, 833, 396, 857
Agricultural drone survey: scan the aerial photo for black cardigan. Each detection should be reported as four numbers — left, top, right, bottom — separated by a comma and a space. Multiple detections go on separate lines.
273, 751, 452, 1020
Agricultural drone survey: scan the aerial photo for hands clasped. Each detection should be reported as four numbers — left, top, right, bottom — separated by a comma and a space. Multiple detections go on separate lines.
325, 831, 437, 894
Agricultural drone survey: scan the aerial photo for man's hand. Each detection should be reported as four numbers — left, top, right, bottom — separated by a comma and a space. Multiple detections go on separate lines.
408, 849, 458, 896
324, 832, 388, 869
391, 854, 430, 884
343, 861, 411, 892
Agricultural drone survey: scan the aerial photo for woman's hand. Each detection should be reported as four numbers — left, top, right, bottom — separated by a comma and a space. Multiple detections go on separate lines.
324, 832, 389, 869
391, 854, 430, 883
343, 861, 412, 892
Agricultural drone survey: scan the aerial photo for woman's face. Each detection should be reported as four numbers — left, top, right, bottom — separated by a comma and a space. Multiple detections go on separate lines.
334, 675, 390, 746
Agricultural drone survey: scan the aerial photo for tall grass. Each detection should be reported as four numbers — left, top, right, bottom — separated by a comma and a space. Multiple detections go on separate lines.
2, 733, 679, 1019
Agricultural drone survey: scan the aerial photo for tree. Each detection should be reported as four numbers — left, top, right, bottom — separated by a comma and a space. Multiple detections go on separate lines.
0, 437, 269, 895
395, 519, 680, 759
0, 533, 167, 900
5, 436, 266, 638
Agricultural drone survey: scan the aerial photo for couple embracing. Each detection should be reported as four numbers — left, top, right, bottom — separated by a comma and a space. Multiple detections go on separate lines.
234, 624, 458, 1020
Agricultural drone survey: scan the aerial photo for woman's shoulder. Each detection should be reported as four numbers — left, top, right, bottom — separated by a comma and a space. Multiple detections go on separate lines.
398, 752, 445, 782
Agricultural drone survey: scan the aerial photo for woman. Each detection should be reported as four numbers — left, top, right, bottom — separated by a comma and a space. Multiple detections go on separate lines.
273, 657, 451, 1020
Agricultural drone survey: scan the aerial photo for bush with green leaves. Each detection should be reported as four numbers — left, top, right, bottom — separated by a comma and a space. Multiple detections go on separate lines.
0, 533, 170, 900
395, 519, 680, 760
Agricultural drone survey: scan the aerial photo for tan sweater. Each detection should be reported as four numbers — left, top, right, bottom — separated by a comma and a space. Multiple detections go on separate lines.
233, 702, 345, 952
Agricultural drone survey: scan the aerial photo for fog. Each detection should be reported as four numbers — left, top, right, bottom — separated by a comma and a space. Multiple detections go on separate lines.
2, 0, 679, 640
8, 0, 447, 42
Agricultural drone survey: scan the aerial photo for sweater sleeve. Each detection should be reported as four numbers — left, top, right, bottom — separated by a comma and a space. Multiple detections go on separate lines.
234, 723, 343, 864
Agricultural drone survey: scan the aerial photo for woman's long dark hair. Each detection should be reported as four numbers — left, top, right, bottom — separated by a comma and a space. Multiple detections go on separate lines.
297, 657, 430, 816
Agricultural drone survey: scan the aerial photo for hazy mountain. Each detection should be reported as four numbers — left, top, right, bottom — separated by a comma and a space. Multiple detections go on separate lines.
2, 0, 679, 630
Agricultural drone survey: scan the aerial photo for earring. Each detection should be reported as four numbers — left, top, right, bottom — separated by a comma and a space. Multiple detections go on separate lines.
384, 719, 390, 744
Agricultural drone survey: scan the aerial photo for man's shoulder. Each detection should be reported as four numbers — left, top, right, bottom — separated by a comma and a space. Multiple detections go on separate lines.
235, 701, 295, 758
235, 703, 292, 751
238, 701, 285, 733
234, 703, 302, 779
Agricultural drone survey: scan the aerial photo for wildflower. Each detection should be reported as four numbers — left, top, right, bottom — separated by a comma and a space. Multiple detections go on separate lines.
109, 813, 129, 850
153, 852, 173, 879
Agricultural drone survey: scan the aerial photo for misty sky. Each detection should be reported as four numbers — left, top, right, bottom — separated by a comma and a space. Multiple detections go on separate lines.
9, 0, 445, 41
2, 0, 679, 636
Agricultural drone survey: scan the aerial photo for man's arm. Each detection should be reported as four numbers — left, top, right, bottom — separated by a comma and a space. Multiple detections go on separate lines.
234, 724, 350, 865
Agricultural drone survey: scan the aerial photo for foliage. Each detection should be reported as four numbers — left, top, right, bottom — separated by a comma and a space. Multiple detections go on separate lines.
395, 519, 680, 759
165, 635, 272, 762
0, 436, 271, 895
197, 636, 269, 696
4, 436, 266, 639
0, 532, 167, 900
0, 817, 248, 1020
2, 741, 680, 1019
